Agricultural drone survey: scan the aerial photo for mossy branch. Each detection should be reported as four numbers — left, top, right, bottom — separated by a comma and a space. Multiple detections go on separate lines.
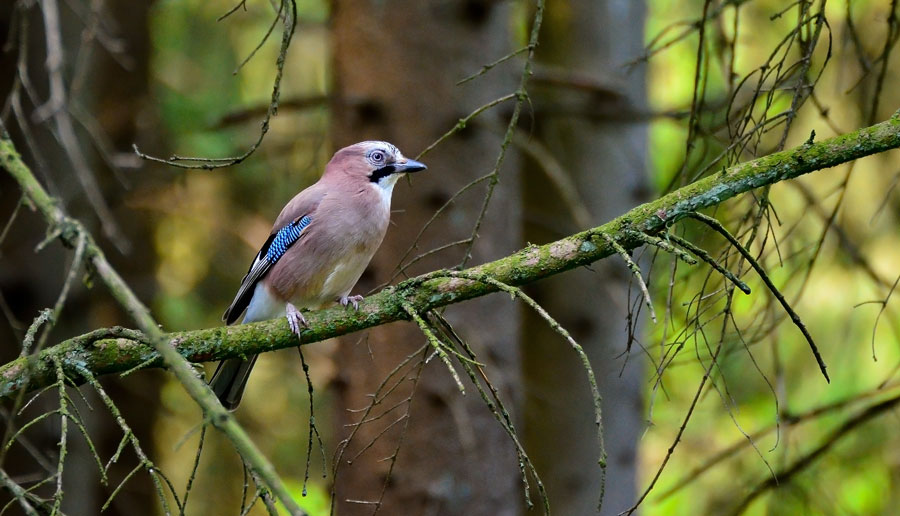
2, 113, 900, 400
0, 126, 307, 515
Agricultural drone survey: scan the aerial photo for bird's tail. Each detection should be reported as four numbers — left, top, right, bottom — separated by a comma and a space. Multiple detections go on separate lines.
210, 356, 258, 411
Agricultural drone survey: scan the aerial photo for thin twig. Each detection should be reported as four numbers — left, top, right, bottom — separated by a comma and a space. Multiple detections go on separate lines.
601, 233, 658, 323
456, 46, 531, 85
626, 230, 698, 265
728, 393, 900, 515
688, 212, 829, 382
296, 346, 327, 495
133, 0, 298, 170
440, 271, 603, 511
667, 233, 751, 294
401, 301, 465, 394
0, 468, 40, 516
416, 93, 517, 159
180, 424, 206, 516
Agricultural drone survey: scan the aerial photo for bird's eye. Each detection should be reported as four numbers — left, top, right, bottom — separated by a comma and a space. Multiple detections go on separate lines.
370, 150, 386, 164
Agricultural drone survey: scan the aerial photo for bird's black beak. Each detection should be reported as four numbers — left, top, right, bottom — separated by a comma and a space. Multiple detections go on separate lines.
396, 159, 427, 173
370, 159, 427, 183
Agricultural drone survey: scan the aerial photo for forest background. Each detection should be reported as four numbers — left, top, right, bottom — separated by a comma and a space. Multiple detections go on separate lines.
1, 0, 900, 515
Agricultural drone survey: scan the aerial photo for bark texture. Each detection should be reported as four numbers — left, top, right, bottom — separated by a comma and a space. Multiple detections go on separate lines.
329, 1, 522, 514
523, 1, 647, 514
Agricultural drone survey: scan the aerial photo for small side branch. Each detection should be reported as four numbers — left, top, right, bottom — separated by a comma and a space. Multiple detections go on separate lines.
601, 233, 658, 323
132, 0, 298, 170
667, 233, 752, 294
688, 212, 829, 382
440, 270, 606, 511
0, 468, 42, 516
456, 45, 532, 85
627, 230, 698, 265
401, 301, 466, 394
296, 347, 327, 495
728, 393, 900, 515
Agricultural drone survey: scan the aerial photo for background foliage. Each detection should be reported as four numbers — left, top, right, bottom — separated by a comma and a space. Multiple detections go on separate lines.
1, 0, 900, 514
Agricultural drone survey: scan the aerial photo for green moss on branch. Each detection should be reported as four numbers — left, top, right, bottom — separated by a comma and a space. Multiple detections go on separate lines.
2, 113, 899, 399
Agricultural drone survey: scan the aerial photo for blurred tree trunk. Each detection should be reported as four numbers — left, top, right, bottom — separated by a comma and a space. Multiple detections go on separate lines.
522, 1, 648, 515
330, 1, 522, 514
0, 1, 159, 514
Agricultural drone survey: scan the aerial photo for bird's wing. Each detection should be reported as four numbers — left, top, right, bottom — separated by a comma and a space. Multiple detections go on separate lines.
223, 183, 329, 324
222, 214, 314, 324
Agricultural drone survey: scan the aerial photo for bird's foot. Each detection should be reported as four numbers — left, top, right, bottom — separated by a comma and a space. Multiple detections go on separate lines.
286, 303, 308, 337
339, 294, 364, 310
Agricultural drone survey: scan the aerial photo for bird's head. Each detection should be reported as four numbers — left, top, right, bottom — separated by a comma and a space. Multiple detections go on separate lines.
326, 141, 427, 192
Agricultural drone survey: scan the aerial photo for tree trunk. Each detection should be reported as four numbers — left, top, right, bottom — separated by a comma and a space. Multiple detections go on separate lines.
523, 1, 648, 514
330, 1, 522, 514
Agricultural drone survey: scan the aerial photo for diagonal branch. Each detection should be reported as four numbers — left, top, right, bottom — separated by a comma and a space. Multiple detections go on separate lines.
2, 113, 900, 399
0, 126, 308, 515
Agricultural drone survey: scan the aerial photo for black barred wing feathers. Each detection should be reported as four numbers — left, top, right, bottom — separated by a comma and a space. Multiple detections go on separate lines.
222, 215, 313, 324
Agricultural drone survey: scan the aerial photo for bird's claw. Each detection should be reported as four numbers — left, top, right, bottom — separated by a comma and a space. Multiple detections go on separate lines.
339, 294, 364, 310
286, 303, 308, 337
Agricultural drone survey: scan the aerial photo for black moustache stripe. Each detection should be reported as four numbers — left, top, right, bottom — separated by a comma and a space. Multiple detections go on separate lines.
369, 165, 396, 182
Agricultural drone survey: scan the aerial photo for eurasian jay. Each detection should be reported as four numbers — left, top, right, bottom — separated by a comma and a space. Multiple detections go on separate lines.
211, 141, 426, 410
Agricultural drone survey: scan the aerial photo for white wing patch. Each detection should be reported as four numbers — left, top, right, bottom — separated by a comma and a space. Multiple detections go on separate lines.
243, 283, 284, 323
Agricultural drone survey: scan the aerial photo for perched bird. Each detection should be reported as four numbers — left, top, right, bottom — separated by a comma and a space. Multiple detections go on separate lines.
211, 141, 426, 410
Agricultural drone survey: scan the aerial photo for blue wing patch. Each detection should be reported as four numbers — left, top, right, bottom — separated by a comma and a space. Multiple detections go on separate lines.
266, 215, 312, 263
223, 214, 313, 324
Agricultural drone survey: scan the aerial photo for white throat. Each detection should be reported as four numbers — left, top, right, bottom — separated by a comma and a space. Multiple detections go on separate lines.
372, 173, 403, 210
